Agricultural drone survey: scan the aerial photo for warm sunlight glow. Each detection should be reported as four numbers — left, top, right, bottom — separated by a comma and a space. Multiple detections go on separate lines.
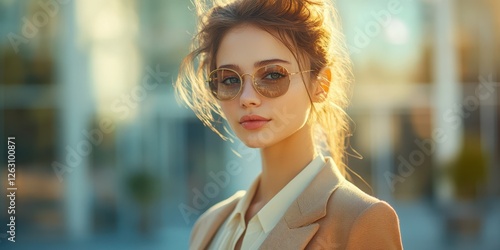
385, 18, 409, 45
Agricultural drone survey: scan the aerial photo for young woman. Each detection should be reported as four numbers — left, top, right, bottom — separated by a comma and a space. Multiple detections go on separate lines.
176, 0, 403, 249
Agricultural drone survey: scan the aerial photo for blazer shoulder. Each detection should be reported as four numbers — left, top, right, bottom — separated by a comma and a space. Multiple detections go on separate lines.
329, 180, 381, 215
325, 180, 402, 249
190, 191, 245, 246
345, 201, 402, 249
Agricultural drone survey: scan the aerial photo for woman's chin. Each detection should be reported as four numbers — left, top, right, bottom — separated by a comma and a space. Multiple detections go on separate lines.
238, 134, 271, 149
240, 139, 265, 149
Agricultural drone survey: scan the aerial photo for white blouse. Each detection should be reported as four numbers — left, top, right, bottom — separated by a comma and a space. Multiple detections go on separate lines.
208, 154, 326, 250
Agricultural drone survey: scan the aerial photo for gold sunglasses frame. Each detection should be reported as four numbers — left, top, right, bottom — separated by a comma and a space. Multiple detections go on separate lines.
207, 65, 314, 101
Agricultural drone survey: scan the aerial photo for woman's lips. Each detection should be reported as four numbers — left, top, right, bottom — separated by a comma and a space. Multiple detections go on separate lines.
240, 120, 269, 130
239, 115, 271, 130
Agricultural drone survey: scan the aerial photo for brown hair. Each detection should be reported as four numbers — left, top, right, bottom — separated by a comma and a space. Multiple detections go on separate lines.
175, 0, 354, 177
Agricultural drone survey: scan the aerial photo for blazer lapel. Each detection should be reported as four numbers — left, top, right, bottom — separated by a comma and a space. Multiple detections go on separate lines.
259, 157, 344, 249
259, 219, 320, 249
190, 192, 243, 250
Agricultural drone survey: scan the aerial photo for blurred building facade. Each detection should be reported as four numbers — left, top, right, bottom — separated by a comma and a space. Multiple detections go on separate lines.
0, 0, 499, 249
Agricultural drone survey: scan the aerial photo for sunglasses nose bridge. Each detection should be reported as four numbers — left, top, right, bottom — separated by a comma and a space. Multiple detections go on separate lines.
240, 73, 255, 84
238, 72, 261, 100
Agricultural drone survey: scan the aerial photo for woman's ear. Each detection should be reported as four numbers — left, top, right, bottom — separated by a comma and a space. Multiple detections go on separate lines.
312, 67, 332, 103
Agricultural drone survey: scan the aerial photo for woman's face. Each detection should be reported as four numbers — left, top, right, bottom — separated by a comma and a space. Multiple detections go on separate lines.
215, 24, 314, 148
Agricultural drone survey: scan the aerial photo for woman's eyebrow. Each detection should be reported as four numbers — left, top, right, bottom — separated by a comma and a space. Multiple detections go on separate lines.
254, 59, 291, 68
218, 64, 240, 70
218, 59, 291, 70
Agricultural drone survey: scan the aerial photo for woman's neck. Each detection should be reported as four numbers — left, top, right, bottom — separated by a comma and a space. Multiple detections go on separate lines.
255, 124, 317, 204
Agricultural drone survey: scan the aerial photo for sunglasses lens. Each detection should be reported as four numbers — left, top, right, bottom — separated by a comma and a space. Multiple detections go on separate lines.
255, 65, 290, 98
209, 69, 241, 100
208, 65, 292, 100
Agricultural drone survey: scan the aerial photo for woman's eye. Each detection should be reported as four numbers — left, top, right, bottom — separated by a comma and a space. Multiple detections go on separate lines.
222, 77, 240, 85
264, 72, 285, 80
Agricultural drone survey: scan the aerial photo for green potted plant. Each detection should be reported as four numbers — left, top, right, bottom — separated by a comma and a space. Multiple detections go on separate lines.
448, 135, 488, 200
445, 134, 488, 239
126, 171, 161, 235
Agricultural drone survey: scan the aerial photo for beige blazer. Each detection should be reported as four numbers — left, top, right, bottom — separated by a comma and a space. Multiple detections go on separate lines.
190, 158, 403, 249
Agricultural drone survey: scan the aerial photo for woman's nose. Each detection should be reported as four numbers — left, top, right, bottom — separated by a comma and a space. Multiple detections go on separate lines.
239, 74, 261, 108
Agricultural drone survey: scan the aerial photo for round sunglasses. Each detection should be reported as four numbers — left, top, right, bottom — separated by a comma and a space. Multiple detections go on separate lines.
207, 64, 313, 101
